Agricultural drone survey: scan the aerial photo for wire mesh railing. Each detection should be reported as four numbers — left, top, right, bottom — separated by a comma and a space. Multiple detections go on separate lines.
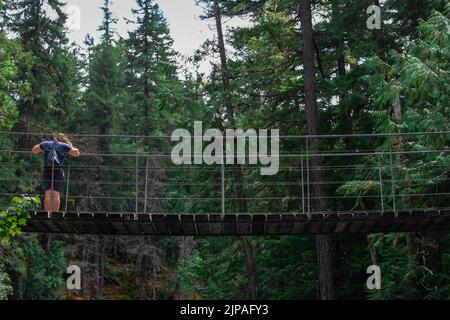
0, 131, 449, 217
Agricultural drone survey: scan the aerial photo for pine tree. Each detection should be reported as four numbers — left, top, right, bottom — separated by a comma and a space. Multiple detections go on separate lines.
0, 35, 32, 131
6, 0, 79, 125
125, 0, 177, 137
98, 0, 118, 43
83, 0, 126, 147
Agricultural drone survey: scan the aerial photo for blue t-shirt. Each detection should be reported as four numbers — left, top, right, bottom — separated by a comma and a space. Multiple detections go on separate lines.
39, 140, 72, 167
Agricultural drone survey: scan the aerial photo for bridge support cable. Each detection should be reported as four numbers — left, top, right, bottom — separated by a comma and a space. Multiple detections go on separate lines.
64, 158, 71, 213
144, 156, 149, 214
377, 154, 384, 213
389, 142, 397, 217
305, 136, 311, 219
301, 155, 305, 215
221, 153, 225, 216
135, 150, 139, 220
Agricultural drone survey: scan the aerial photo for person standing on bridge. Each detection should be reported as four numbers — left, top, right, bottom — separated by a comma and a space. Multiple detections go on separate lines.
32, 133, 80, 212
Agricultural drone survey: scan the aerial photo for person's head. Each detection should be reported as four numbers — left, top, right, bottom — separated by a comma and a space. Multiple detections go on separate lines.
54, 133, 73, 147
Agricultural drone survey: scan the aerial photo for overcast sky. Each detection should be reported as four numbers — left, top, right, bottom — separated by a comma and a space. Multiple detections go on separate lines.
61, 0, 247, 74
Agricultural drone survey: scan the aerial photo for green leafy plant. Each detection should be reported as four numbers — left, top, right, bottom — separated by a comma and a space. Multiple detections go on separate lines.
0, 196, 39, 242
0, 264, 12, 300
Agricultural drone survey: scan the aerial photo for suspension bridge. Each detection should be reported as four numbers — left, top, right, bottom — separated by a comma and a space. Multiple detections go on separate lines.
1, 131, 449, 235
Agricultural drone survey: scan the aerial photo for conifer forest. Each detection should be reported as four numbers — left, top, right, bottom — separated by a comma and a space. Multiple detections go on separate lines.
0, 0, 449, 300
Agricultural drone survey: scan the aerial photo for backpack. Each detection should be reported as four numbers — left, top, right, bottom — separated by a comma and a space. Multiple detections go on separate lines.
45, 141, 61, 167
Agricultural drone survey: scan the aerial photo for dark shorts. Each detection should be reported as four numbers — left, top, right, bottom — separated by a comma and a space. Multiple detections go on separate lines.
42, 167, 66, 193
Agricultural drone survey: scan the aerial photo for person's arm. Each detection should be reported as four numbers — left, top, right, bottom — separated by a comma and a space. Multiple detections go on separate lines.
32, 144, 42, 154
68, 147, 80, 158
59, 142, 80, 158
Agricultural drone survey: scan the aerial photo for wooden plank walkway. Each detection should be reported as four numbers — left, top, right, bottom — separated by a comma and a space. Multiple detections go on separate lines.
21, 209, 450, 235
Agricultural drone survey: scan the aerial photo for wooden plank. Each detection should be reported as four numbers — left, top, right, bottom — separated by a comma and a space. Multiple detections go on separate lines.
208, 214, 223, 235
425, 211, 448, 231
292, 214, 308, 234
56, 220, 77, 233
52, 212, 75, 233
64, 212, 88, 234
280, 214, 295, 234
306, 213, 324, 234
121, 213, 141, 235
27, 220, 49, 233
166, 214, 183, 235
395, 210, 422, 232
108, 214, 129, 235
410, 210, 434, 232
151, 214, 169, 235
236, 214, 252, 235
24, 212, 49, 233
50, 212, 76, 233
195, 215, 210, 235
435, 210, 450, 230
39, 212, 64, 233
347, 212, 368, 233
265, 214, 282, 235
356, 212, 371, 233
137, 214, 157, 235
334, 213, 353, 233
391, 211, 414, 232
362, 212, 383, 233
223, 214, 237, 235
371, 211, 396, 233
120, 213, 137, 235
180, 215, 196, 235
35, 211, 51, 219
320, 213, 338, 234
94, 213, 116, 234
78, 213, 100, 234
437, 216, 450, 230
251, 214, 266, 235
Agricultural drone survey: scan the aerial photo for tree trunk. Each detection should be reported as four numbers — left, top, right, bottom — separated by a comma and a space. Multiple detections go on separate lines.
99, 237, 105, 296
139, 254, 149, 300
240, 236, 257, 299
425, 233, 444, 273
92, 236, 105, 299
300, 0, 335, 300
213, 0, 257, 300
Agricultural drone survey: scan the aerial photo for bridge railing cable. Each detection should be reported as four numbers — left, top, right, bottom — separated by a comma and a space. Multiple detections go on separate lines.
0, 131, 448, 217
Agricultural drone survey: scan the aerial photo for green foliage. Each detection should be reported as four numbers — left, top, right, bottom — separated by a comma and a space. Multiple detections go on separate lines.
3, 0, 79, 126
367, 233, 422, 299
98, 0, 119, 42
0, 263, 13, 300
0, 35, 31, 130
177, 238, 252, 299
0, 0, 449, 300
0, 197, 38, 242
0, 234, 66, 300
18, 235, 66, 299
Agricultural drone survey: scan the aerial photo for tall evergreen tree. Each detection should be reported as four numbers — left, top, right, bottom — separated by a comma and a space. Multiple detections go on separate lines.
299, 0, 335, 300
98, 0, 118, 43
125, 0, 177, 137
6, 0, 79, 126
82, 0, 126, 148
